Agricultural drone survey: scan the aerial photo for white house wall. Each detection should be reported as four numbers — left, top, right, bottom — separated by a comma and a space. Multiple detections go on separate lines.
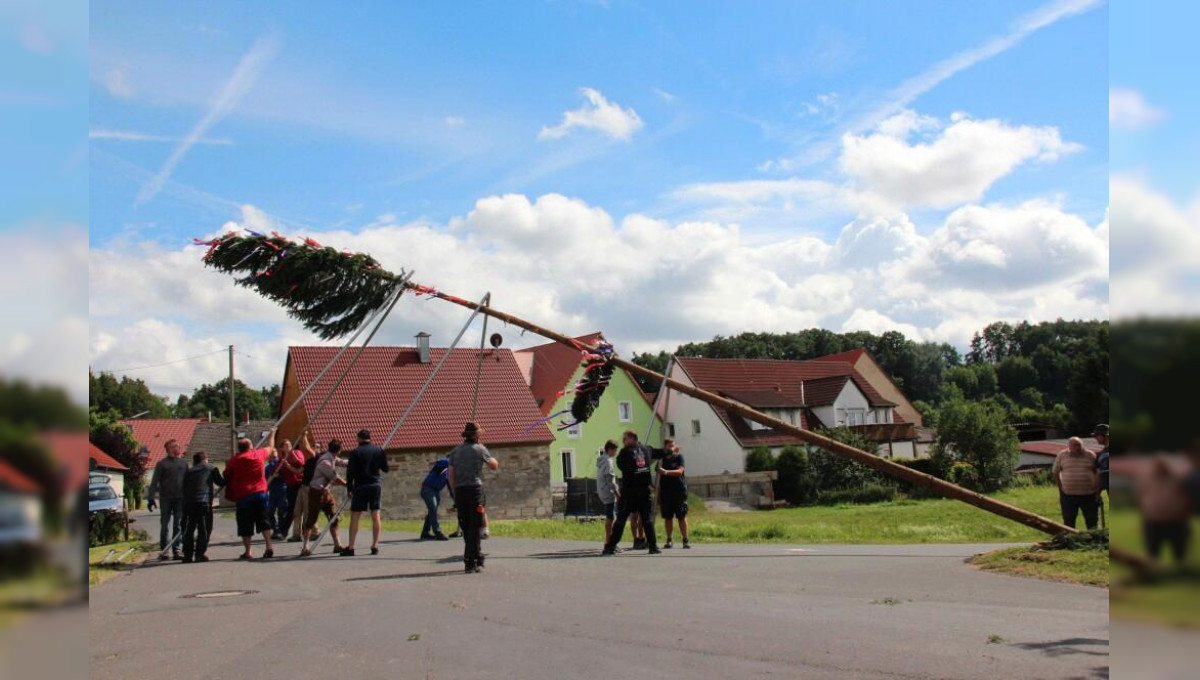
663, 364, 747, 476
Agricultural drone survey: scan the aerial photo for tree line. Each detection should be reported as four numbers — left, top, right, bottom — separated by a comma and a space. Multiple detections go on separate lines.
88, 373, 282, 422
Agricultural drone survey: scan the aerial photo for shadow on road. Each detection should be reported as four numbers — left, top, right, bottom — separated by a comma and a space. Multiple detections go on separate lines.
1012, 637, 1109, 658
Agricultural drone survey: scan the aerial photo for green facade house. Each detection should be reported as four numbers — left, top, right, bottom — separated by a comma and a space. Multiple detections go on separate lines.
517, 333, 662, 486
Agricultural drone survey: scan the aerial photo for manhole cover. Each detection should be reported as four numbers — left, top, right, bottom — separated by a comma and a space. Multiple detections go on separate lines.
180, 589, 258, 599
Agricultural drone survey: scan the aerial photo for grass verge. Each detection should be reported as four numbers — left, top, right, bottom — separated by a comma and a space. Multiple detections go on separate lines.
971, 545, 1109, 587
382, 485, 1062, 545
1108, 505, 1200, 629
88, 541, 154, 587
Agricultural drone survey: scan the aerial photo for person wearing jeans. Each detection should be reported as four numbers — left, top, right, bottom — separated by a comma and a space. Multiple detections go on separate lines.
420, 458, 451, 540
147, 439, 188, 560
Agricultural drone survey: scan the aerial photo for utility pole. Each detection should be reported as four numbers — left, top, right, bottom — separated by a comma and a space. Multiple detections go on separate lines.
228, 345, 236, 458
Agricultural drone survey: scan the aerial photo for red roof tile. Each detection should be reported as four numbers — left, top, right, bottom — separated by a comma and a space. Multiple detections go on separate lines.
122, 419, 203, 469
814, 348, 867, 364
41, 432, 89, 491
0, 458, 41, 494
89, 442, 128, 471
289, 346, 554, 451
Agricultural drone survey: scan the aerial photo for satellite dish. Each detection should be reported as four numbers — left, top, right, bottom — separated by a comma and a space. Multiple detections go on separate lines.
489, 333, 503, 348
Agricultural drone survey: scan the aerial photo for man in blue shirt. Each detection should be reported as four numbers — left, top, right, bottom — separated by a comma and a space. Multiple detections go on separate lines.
420, 458, 451, 541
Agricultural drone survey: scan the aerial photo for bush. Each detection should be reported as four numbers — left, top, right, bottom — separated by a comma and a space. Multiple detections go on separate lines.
745, 447, 775, 473
89, 510, 128, 547
774, 446, 814, 505
947, 462, 981, 491
816, 483, 898, 505
892, 457, 946, 499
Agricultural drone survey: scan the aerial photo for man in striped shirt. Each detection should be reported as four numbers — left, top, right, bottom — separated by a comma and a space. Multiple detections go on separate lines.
1052, 437, 1099, 530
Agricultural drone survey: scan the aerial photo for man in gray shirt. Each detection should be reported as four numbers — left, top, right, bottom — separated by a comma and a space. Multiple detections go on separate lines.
147, 439, 188, 560
448, 422, 498, 574
596, 440, 619, 548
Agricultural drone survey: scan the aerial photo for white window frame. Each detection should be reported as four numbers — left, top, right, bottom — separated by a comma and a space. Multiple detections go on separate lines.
567, 422, 582, 440
560, 449, 575, 479
618, 401, 633, 423
667, 422, 676, 438
691, 419, 702, 436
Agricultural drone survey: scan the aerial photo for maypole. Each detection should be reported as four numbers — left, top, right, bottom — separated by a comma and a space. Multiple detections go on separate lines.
199, 231, 1139, 565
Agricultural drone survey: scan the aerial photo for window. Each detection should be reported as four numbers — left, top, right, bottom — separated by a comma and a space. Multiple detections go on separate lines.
567, 423, 581, 440
667, 422, 676, 438
560, 449, 575, 479
691, 419, 702, 436
618, 401, 633, 423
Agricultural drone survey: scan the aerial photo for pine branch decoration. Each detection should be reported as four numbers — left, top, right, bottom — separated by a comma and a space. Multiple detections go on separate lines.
201, 233, 402, 339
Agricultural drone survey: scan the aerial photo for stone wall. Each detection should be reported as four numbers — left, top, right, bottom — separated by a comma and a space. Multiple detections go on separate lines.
372, 444, 552, 520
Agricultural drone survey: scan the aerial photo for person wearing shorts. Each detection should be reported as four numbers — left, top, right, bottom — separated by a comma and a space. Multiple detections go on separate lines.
657, 440, 689, 549
341, 429, 389, 557
223, 430, 277, 559
300, 439, 348, 557
596, 440, 619, 548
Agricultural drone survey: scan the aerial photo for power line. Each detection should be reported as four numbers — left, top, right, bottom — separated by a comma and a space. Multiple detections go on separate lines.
94, 349, 228, 374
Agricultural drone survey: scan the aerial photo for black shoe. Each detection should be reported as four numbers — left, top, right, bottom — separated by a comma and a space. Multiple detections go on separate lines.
435, 533, 449, 541
340, 548, 355, 557
370, 547, 379, 556
287, 535, 303, 543
464, 560, 476, 573
648, 548, 662, 554
664, 541, 673, 549
600, 549, 614, 556
419, 534, 432, 541
682, 540, 691, 549
196, 555, 210, 562
262, 549, 274, 559
172, 553, 183, 561
632, 540, 647, 551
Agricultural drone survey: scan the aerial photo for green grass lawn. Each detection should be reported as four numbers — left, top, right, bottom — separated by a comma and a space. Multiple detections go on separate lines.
88, 541, 153, 586
382, 485, 1064, 545
970, 546, 1108, 587
1108, 504, 1200, 629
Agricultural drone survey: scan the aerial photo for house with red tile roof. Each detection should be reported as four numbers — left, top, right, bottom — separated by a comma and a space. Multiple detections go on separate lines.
662, 356, 920, 476
516, 333, 661, 486
810, 348, 924, 427
121, 418, 204, 473
278, 336, 555, 519
89, 442, 129, 498
0, 458, 42, 544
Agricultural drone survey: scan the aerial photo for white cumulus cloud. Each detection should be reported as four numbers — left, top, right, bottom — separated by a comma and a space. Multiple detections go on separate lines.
1109, 88, 1166, 130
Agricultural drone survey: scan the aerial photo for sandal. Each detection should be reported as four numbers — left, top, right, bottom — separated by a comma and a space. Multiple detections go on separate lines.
238, 553, 251, 560
262, 549, 274, 559
299, 548, 312, 558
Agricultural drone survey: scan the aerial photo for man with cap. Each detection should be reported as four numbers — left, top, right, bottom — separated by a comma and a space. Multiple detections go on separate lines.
448, 422, 498, 573
341, 429, 390, 556
602, 431, 661, 556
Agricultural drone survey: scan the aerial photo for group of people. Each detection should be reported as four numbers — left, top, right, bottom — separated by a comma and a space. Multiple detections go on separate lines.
596, 431, 690, 555
145, 421, 500, 573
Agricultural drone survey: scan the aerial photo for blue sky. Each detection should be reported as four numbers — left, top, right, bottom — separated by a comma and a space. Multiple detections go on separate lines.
88, 0, 1110, 395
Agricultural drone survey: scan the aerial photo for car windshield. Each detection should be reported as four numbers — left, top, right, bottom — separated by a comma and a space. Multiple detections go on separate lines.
89, 486, 117, 501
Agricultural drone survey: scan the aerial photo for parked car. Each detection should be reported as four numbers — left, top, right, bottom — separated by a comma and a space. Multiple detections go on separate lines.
89, 472, 111, 486
88, 483, 122, 514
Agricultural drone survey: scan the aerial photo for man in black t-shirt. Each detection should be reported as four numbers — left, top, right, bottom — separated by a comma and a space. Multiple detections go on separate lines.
602, 431, 660, 556
657, 440, 689, 549
341, 429, 390, 557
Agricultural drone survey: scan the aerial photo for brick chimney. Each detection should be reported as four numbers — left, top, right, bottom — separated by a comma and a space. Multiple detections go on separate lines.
415, 332, 431, 363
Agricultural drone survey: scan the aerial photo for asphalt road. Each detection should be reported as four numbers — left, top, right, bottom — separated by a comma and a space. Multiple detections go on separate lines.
89, 514, 1108, 680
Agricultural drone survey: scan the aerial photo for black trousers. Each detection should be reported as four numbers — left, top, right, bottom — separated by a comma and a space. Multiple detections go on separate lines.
455, 485, 484, 565
1059, 492, 1099, 530
280, 483, 302, 536
181, 501, 212, 558
1144, 520, 1191, 563
606, 486, 656, 551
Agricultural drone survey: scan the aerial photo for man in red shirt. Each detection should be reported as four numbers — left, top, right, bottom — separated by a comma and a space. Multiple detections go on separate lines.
224, 429, 277, 559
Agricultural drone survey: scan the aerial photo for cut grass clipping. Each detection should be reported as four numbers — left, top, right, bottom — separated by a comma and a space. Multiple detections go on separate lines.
971, 528, 1109, 588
